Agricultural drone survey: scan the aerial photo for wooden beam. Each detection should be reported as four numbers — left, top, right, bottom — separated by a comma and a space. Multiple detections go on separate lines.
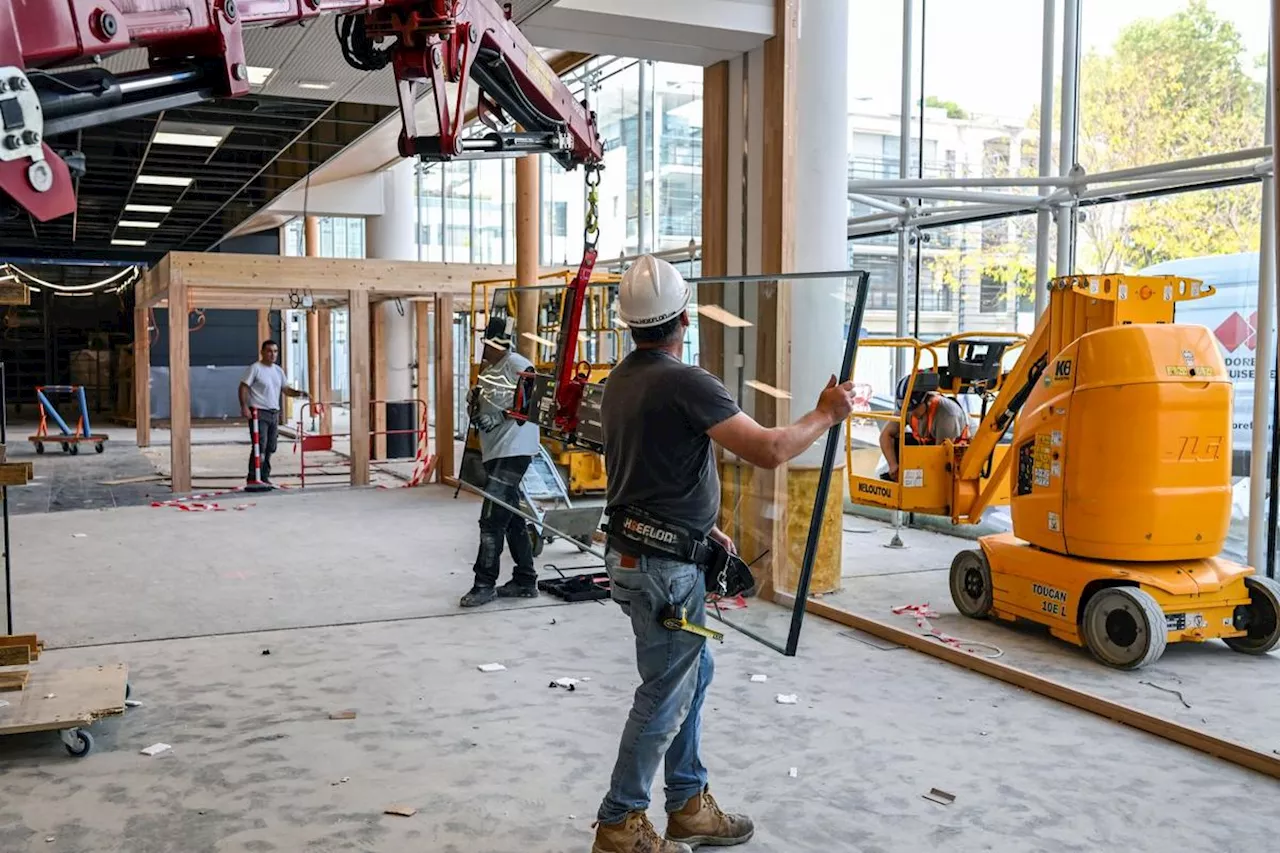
164, 252, 554, 297
0, 645, 30, 666
776, 592, 1280, 780
0, 634, 40, 661
371, 302, 388, 460
348, 290, 371, 486
698, 60, 730, 379
317, 308, 333, 434
414, 301, 430, 449
515, 153, 540, 360
134, 306, 150, 448
752, 0, 798, 599
433, 294, 455, 484
168, 269, 192, 493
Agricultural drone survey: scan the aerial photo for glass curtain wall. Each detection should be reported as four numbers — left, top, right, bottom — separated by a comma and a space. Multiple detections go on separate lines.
413, 56, 703, 267
848, 0, 1273, 567
281, 216, 361, 404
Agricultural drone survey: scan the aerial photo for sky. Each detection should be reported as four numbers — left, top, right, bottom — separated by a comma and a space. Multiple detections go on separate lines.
848, 0, 1269, 119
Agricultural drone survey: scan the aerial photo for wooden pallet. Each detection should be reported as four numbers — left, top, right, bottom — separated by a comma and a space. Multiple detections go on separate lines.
0, 670, 30, 692
0, 664, 128, 734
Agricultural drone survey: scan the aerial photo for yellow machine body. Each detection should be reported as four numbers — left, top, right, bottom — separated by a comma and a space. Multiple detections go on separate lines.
845, 275, 1273, 666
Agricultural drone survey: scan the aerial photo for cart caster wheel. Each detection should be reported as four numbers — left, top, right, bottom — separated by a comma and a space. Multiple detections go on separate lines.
34, 442, 43, 455
69, 443, 79, 456
95, 443, 104, 454
949, 549, 993, 619
1081, 586, 1167, 670
62, 728, 94, 757
60, 442, 70, 453
1225, 576, 1280, 655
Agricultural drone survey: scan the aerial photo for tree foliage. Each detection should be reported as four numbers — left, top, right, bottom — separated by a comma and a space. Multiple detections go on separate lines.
924, 95, 968, 121
921, 0, 1264, 310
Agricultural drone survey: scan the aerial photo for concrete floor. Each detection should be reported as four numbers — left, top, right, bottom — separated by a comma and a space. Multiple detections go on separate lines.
1, 487, 1278, 852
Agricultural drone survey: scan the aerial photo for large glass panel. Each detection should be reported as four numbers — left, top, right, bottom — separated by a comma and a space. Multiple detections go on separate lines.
653, 62, 702, 252
443, 160, 471, 262
473, 158, 504, 263
418, 165, 444, 262
1078, 0, 1267, 170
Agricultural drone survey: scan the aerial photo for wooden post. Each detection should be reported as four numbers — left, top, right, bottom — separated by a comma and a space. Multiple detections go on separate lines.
134, 306, 151, 448
168, 273, 192, 493
316, 308, 333, 434
415, 300, 431, 454
348, 290, 371, 486
752, 0, 798, 600
257, 308, 270, 347
433, 293, 455, 483
699, 61, 730, 379
371, 301, 388, 460
515, 154, 540, 360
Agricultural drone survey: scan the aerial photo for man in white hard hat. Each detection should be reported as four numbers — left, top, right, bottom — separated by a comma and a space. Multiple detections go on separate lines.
459, 316, 542, 608
591, 255, 857, 853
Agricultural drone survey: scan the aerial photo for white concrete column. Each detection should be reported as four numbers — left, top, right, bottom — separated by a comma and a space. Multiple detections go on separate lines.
365, 159, 417, 401
790, 0, 849, 465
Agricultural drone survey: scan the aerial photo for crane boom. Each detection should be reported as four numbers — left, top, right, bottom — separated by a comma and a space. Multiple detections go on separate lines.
0, 0, 604, 223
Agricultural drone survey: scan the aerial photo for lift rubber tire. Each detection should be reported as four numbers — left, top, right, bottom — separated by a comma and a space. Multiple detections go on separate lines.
1081, 586, 1167, 669
34, 442, 43, 455
1224, 575, 1280, 655
95, 443, 104, 454
949, 549, 993, 619
64, 729, 94, 757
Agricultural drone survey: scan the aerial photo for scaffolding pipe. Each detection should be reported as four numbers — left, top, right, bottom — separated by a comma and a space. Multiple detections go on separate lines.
1056, 0, 1080, 279
1085, 145, 1273, 186
1257, 16, 1279, 574
850, 174, 1066, 191
858, 187, 1048, 206
1034, 0, 1057, 316
849, 193, 907, 214
1074, 166, 1266, 200
895, 0, 913, 386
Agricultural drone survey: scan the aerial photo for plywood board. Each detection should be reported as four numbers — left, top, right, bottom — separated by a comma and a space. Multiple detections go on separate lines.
0, 664, 128, 734
0, 462, 32, 487
775, 593, 1280, 780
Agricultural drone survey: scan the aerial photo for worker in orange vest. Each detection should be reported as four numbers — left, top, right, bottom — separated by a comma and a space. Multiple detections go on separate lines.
879, 374, 971, 481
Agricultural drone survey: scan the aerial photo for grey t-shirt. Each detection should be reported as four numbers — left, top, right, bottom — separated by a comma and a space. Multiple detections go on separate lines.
240, 361, 285, 412
476, 351, 541, 462
914, 394, 969, 441
602, 349, 741, 536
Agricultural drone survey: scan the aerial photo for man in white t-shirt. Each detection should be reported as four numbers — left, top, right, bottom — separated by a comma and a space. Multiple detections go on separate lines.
239, 340, 306, 486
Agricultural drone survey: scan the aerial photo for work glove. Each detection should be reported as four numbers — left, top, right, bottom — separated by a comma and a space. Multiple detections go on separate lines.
476, 413, 500, 432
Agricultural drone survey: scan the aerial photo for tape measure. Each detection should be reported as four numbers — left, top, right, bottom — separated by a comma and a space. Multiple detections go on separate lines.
661, 605, 724, 643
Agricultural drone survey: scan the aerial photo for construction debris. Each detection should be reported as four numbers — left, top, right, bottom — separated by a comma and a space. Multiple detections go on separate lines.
750, 674, 768, 683
477, 663, 507, 673
922, 788, 955, 806
328, 709, 358, 720
384, 805, 418, 817
775, 694, 798, 705
140, 743, 172, 757
788, 767, 798, 778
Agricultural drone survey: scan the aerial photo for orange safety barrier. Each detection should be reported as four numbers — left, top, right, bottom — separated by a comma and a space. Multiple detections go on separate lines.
294, 398, 434, 488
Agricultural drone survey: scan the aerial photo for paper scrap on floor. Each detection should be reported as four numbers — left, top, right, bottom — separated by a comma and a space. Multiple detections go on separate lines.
140, 743, 172, 757
775, 694, 798, 705
750, 674, 768, 683
477, 663, 507, 673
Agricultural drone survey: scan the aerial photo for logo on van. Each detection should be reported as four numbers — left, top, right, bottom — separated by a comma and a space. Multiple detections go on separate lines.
1214, 311, 1257, 353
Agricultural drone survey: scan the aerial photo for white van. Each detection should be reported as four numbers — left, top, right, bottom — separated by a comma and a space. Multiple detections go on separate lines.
1140, 252, 1271, 477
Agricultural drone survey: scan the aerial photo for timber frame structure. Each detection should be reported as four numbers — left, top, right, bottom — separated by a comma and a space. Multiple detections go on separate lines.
136, 251, 546, 493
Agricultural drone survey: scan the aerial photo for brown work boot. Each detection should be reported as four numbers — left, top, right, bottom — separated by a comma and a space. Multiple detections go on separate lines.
592, 811, 693, 853
665, 787, 754, 848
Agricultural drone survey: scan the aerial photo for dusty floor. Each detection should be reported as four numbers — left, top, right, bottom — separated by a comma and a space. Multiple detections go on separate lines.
0, 487, 1278, 852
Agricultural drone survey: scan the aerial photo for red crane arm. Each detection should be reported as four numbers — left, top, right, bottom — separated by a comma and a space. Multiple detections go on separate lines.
0, 0, 603, 222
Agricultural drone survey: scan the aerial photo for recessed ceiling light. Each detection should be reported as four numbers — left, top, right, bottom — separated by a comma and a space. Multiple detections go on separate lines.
125, 204, 172, 214
153, 131, 224, 147
247, 66, 274, 85
136, 175, 192, 187
118, 220, 161, 229
297, 80, 333, 90
111, 239, 147, 247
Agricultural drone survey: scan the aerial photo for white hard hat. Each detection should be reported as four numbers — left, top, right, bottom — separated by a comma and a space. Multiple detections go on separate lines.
618, 255, 690, 328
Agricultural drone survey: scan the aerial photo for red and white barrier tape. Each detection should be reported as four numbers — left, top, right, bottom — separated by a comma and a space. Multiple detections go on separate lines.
891, 602, 1003, 658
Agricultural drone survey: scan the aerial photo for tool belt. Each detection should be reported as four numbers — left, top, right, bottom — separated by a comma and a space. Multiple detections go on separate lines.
605, 506, 756, 599
605, 505, 713, 565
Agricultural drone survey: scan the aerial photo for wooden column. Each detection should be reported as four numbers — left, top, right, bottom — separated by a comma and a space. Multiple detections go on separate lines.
699, 60, 730, 379
257, 308, 270, 346
316, 308, 333, 434
348, 290, 371, 486
134, 306, 150, 448
433, 293, 455, 483
753, 0, 798, 599
305, 216, 321, 404
515, 154, 540, 359
414, 300, 431, 456
168, 273, 192, 493
371, 300, 388, 460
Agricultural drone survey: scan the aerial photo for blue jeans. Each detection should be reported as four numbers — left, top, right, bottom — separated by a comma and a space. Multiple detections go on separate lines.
598, 550, 714, 825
